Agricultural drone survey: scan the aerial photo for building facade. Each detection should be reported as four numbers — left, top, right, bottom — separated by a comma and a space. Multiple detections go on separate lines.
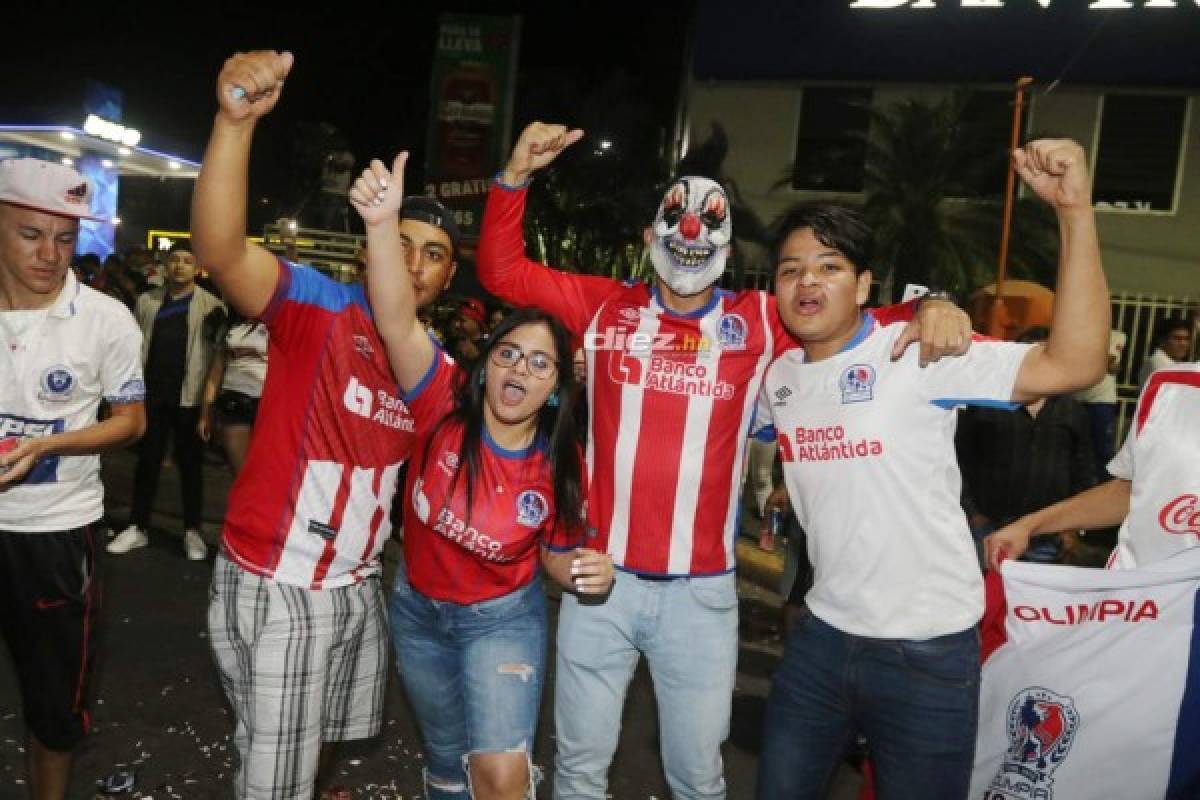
685, 1, 1200, 297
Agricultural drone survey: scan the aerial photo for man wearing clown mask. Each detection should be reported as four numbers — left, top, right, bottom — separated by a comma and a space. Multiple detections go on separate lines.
477, 122, 972, 800
648, 176, 732, 296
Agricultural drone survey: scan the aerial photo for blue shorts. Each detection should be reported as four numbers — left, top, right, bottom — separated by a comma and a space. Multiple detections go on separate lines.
389, 568, 547, 798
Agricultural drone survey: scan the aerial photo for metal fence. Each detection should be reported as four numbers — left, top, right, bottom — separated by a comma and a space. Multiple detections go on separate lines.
262, 222, 364, 283
1112, 291, 1198, 443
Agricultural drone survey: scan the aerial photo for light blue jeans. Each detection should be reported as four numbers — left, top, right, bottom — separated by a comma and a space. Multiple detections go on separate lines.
553, 570, 739, 800
390, 569, 547, 800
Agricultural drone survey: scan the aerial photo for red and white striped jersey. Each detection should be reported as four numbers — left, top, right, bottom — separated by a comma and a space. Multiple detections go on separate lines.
221, 260, 416, 589
1107, 362, 1200, 569
478, 183, 914, 576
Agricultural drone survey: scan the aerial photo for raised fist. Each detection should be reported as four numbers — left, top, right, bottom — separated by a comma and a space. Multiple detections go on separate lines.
503, 122, 584, 185
217, 50, 294, 122
1013, 139, 1091, 213
349, 153, 409, 228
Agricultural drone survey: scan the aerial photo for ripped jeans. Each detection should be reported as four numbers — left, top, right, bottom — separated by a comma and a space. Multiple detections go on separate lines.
390, 569, 547, 799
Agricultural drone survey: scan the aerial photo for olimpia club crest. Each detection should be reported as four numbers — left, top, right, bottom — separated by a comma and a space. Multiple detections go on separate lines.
986, 687, 1080, 799
39, 365, 76, 402
516, 490, 549, 529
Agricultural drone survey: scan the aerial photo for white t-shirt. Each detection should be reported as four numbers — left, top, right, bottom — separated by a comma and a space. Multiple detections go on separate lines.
0, 272, 145, 531
220, 322, 268, 398
756, 315, 1031, 639
1138, 348, 1178, 391
1075, 330, 1125, 404
1106, 362, 1200, 569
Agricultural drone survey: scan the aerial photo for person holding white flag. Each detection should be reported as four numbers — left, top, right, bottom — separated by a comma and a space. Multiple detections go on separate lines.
971, 359, 1200, 799
986, 359, 1200, 571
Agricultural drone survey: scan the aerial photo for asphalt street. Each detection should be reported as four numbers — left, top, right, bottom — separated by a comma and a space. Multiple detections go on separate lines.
0, 447, 857, 799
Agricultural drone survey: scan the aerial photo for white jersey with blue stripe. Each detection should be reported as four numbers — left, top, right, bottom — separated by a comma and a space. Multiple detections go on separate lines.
0, 271, 145, 531
756, 316, 1031, 639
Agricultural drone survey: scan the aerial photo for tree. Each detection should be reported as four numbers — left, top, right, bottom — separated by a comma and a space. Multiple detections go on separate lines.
676, 123, 774, 289
859, 92, 1057, 300
519, 71, 671, 279
287, 121, 354, 231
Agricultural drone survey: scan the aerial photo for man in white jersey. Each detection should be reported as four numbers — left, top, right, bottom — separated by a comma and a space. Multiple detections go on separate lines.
752, 139, 1110, 799
0, 158, 146, 800
987, 360, 1200, 571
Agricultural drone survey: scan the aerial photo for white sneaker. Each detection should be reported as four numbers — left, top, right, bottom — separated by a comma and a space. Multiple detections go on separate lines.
107, 525, 148, 554
183, 529, 207, 561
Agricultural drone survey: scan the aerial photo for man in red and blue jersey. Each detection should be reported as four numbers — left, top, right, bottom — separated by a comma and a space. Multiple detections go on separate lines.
191, 50, 459, 800
478, 122, 974, 800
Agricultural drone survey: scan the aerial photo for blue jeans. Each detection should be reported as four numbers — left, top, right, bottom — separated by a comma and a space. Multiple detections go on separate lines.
390, 569, 547, 800
1083, 401, 1117, 482
554, 570, 739, 800
757, 611, 980, 800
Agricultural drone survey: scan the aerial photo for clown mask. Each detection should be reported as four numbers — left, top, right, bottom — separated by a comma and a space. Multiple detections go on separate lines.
649, 177, 732, 297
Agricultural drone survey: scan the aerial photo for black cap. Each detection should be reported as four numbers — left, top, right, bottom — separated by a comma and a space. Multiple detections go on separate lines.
400, 196, 461, 258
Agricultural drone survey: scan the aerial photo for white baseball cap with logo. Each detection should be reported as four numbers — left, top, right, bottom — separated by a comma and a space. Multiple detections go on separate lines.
0, 157, 101, 221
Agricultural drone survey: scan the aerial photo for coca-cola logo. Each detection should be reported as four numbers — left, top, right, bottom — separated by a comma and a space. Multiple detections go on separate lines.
1159, 493, 1200, 536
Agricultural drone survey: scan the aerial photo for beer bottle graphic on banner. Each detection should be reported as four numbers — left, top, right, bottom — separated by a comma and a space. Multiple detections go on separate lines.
437, 61, 497, 179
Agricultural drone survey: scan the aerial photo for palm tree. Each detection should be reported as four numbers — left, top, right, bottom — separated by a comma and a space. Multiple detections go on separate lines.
676, 123, 774, 289
521, 71, 670, 280
859, 92, 1057, 300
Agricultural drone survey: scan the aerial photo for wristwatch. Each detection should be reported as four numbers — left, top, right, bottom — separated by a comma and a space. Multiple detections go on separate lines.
918, 289, 958, 307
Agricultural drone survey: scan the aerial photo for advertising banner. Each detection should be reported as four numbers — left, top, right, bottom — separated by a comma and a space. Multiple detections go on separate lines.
423, 14, 521, 241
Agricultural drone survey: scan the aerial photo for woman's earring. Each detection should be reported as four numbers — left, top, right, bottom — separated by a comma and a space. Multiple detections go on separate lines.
546, 390, 560, 409
477, 371, 485, 386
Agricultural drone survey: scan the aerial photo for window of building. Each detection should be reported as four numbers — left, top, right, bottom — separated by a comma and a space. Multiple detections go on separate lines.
1093, 94, 1188, 213
791, 87, 873, 193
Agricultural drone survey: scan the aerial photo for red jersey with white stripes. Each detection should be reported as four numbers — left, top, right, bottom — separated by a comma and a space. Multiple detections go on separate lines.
478, 183, 914, 576
401, 350, 574, 603
1106, 362, 1200, 569
221, 260, 416, 589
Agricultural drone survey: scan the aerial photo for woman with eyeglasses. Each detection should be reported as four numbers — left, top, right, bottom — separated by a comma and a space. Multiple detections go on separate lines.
351, 154, 614, 800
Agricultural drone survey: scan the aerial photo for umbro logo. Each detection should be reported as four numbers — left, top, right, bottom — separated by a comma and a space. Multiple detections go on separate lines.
773, 385, 792, 406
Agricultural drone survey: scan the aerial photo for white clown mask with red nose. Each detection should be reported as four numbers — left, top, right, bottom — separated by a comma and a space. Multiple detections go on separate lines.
649, 177, 732, 297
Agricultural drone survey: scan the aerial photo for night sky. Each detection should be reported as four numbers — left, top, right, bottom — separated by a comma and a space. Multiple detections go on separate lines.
3, 2, 693, 228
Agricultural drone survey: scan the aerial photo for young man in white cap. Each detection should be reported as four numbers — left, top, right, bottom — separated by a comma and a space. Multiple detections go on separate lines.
0, 157, 146, 800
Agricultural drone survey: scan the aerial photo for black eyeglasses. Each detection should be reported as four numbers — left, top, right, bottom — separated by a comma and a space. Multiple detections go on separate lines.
490, 342, 558, 379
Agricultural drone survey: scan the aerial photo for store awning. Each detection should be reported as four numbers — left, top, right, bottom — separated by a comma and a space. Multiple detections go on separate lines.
0, 125, 199, 179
